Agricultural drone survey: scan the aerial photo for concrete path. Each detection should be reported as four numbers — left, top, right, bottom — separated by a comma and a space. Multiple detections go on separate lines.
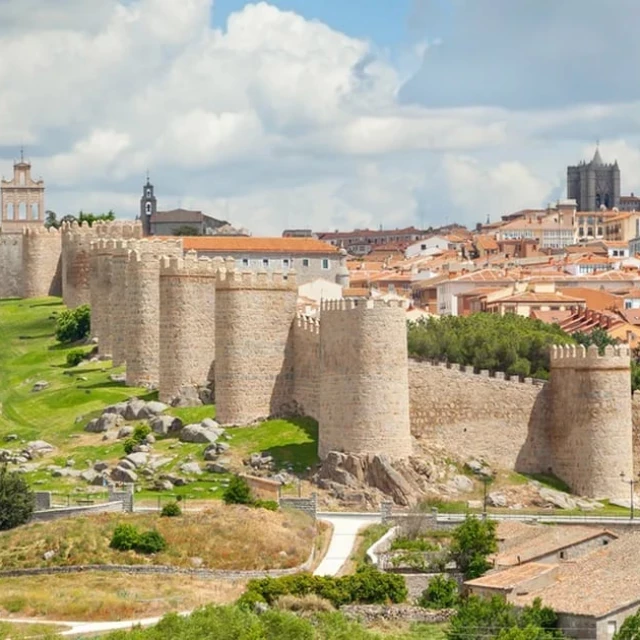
313, 513, 382, 577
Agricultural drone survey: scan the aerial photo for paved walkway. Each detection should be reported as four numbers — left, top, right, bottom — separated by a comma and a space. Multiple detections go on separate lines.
313, 513, 381, 577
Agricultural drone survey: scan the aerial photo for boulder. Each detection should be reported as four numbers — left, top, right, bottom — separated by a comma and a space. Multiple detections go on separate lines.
31, 381, 49, 392
449, 475, 475, 493
148, 456, 173, 470
125, 452, 149, 468
86, 413, 123, 433
4, 434, 18, 442
154, 479, 174, 491
103, 402, 128, 417
149, 415, 183, 436
201, 418, 221, 430
488, 492, 508, 508
159, 473, 189, 486
118, 459, 136, 471
43, 550, 56, 561
179, 424, 221, 444
137, 401, 169, 420
109, 373, 127, 384
204, 446, 219, 461
206, 462, 229, 474
144, 434, 156, 445
117, 426, 134, 439
111, 466, 138, 483
539, 487, 577, 510
170, 386, 203, 407
80, 469, 99, 483
26, 440, 56, 455
124, 398, 147, 421
180, 462, 202, 475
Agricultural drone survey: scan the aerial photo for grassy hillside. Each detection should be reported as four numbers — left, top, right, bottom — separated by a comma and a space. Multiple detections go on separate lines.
0, 297, 319, 499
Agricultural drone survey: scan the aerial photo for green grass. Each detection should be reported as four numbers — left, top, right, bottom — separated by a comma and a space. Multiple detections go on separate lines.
0, 297, 148, 445
521, 472, 572, 493
0, 620, 67, 639
228, 417, 319, 473
348, 523, 390, 569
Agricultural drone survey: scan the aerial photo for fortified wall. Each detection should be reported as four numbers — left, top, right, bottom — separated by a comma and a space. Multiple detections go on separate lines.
0, 233, 23, 298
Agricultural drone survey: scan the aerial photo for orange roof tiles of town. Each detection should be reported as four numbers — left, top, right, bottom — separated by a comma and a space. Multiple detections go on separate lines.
466, 563, 556, 590
179, 236, 339, 254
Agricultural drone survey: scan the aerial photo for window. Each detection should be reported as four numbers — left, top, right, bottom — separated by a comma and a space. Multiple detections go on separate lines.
146, 189, 151, 197
322, 258, 330, 270
559, 551, 565, 560
302, 259, 310, 267
242, 258, 249, 267
607, 621, 617, 637
145, 202, 151, 214
421, 244, 426, 250
283, 258, 290, 269
262, 258, 269, 268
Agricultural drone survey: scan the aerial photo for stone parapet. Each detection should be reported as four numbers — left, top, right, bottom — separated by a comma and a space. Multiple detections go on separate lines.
550, 344, 631, 370
216, 263, 297, 291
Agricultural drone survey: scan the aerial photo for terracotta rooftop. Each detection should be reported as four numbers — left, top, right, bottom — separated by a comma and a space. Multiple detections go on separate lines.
494, 523, 616, 567
531, 309, 574, 324
466, 562, 557, 591
452, 269, 517, 283
513, 532, 640, 618
180, 236, 338, 254
487, 291, 585, 305
475, 235, 500, 251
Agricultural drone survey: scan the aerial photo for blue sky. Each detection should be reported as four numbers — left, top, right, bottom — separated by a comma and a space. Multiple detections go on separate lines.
1, 0, 640, 234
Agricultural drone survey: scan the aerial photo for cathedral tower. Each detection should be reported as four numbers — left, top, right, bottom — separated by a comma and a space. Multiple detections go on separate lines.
140, 175, 156, 237
567, 146, 620, 211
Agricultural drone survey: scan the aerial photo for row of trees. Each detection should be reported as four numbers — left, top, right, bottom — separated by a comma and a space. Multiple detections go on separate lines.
45, 210, 116, 229
407, 313, 574, 379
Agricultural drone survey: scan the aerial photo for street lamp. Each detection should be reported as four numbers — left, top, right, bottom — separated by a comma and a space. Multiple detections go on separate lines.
620, 472, 638, 520
481, 472, 495, 519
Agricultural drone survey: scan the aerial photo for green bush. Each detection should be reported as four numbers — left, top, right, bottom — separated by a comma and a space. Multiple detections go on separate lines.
254, 499, 279, 511
223, 475, 254, 505
242, 568, 407, 608
110, 523, 140, 551
0, 464, 35, 531
123, 438, 136, 455
123, 423, 152, 455
55, 305, 91, 344
449, 516, 498, 579
65, 348, 87, 367
109, 524, 166, 554
418, 574, 460, 609
136, 530, 167, 554
160, 501, 182, 517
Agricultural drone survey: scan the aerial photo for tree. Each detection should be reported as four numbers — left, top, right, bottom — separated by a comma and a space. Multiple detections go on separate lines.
0, 464, 35, 530
55, 305, 91, 343
56, 211, 116, 228
615, 611, 640, 640
418, 574, 459, 609
172, 225, 201, 236
223, 475, 254, 505
449, 516, 498, 579
574, 327, 618, 355
44, 210, 59, 229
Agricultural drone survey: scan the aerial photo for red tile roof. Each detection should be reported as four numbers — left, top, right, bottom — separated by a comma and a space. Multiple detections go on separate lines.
180, 236, 339, 254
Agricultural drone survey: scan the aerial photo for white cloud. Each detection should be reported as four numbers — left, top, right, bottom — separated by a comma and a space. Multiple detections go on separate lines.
0, 0, 637, 234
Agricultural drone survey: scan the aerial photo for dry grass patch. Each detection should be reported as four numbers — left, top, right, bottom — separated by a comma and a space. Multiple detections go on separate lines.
0, 503, 315, 571
0, 573, 244, 622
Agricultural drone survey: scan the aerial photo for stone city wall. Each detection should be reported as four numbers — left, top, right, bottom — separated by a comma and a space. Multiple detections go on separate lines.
318, 299, 412, 460
292, 314, 320, 419
408, 360, 550, 473
549, 344, 633, 500
214, 268, 298, 425
21, 227, 62, 298
0, 233, 23, 298
89, 239, 115, 354
158, 252, 222, 404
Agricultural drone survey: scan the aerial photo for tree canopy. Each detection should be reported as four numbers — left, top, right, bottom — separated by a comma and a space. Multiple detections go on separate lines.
44, 210, 116, 229
408, 314, 574, 379
0, 464, 35, 530
449, 515, 498, 579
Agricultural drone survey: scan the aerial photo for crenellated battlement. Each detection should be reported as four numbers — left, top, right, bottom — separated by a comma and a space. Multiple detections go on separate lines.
215, 267, 297, 290
160, 251, 224, 277
320, 298, 404, 313
550, 343, 631, 369
295, 313, 320, 335
22, 226, 60, 236
412, 358, 546, 386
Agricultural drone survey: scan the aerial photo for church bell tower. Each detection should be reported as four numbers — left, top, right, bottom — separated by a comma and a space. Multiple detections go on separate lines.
140, 174, 156, 237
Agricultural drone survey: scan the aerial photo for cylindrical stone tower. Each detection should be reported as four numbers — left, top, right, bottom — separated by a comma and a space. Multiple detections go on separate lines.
89, 238, 115, 355
158, 252, 222, 404
21, 227, 62, 298
61, 221, 93, 309
215, 262, 298, 425
125, 251, 162, 388
110, 240, 137, 367
550, 344, 633, 499
318, 299, 412, 460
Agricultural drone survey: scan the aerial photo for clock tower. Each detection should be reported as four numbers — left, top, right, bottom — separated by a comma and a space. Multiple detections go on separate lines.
140, 174, 156, 237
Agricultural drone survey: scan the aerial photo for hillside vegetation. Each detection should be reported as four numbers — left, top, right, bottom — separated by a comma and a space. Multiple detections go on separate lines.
0, 505, 314, 570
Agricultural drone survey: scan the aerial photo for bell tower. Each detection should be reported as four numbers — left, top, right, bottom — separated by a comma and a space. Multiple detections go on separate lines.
140, 173, 156, 237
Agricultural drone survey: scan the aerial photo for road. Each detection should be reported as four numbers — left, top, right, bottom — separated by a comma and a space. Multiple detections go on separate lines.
313, 512, 381, 576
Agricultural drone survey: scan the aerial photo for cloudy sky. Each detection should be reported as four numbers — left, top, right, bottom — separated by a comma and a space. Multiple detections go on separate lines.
1, 0, 639, 235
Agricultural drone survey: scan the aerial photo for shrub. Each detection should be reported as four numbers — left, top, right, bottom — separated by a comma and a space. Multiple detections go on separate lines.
242, 568, 407, 608
255, 499, 279, 511
223, 475, 254, 505
275, 594, 334, 614
449, 515, 498, 579
136, 529, 167, 554
123, 438, 137, 455
418, 575, 460, 609
110, 523, 167, 554
55, 305, 91, 344
65, 348, 87, 367
0, 464, 35, 531
123, 423, 152, 455
110, 523, 140, 551
160, 501, 182, 517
